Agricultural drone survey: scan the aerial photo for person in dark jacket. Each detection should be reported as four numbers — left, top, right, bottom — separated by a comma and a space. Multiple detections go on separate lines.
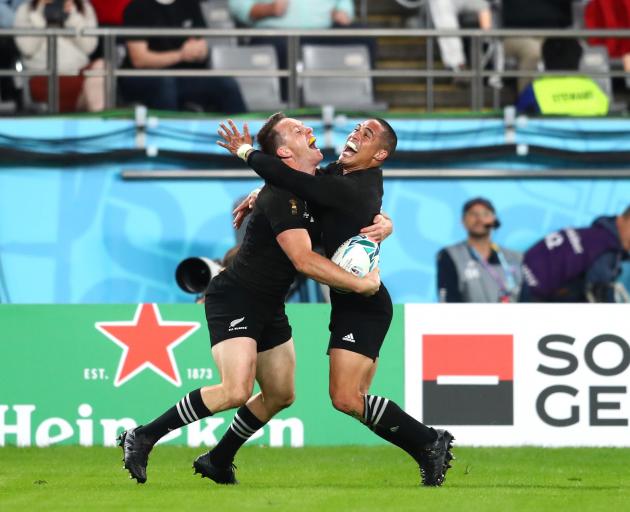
521, 206, 630, 302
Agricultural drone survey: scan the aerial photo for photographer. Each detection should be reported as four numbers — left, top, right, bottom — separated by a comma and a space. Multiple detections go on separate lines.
14, 0, 102, 111
521, 206, 630, 303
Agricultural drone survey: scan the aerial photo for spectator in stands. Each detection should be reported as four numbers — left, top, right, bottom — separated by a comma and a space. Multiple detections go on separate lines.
0, 0, 24, 25
501, 0, 573, 92
120, 0, 246, 113
89, 0, 129, 25
437, 197, 523, 303
585, 0, 630, 75
230, 0, 354, 30
229, 0, 374, 97
521, 205, 630, 302
427, 0, 492, 80
0, 0, 25, 105
14, 0, 104, 112
516, 38, 609, 116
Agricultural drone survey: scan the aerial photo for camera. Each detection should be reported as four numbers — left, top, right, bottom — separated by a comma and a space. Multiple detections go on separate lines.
175, 257, 224, 295
44, 0, 69, 27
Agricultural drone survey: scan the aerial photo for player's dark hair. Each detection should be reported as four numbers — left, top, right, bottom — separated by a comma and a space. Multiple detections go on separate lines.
622, 205, 630, 218
256, 112, 287, 156
374, 118, 397, 157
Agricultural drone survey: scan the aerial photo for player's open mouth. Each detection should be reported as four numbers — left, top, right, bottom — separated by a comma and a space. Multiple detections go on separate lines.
308, 136, 318, 149
341, 140, 358, 158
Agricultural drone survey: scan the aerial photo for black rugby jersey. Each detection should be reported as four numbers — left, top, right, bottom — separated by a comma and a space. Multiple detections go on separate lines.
222, 183, 317, 300
247, 151, 391, 313
247, 152, 383, 260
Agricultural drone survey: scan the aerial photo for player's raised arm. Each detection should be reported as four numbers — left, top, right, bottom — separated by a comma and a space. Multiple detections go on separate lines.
217, 119, 356, 210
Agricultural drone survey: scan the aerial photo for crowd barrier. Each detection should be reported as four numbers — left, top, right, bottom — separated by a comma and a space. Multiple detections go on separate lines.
0, 27, 629, 112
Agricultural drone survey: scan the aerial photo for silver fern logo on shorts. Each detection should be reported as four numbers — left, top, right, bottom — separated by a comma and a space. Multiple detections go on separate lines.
229, 317, 247, 331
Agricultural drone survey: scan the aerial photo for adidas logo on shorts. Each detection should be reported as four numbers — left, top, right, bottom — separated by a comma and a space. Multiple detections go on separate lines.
342, 333, 356, 343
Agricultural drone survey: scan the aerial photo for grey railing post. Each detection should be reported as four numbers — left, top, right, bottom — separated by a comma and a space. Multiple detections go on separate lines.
46, 33, 59, 113
104, 32, 117, 109
426, 35, 434, 112
470, 34, 482, 111
360, 0, 368, 25
287, 35, 299, 109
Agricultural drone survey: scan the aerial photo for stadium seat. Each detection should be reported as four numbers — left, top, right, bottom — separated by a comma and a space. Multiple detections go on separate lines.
580, 45, 627, 114
572, 0, 589, 29
210, 45, 287, 111
301, 45, 387, 110
200, 0, 237, 50
580, 45, 612, 98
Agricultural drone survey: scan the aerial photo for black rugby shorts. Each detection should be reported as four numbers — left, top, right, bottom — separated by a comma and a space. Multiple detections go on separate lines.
327, 286, 393, 361
205, 273, 292, 352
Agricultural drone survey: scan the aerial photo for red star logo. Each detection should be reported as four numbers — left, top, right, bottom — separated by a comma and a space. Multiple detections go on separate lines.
95, 304, 200, 387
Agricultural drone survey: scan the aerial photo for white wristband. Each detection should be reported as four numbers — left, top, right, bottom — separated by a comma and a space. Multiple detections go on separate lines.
237, 144, 254, 161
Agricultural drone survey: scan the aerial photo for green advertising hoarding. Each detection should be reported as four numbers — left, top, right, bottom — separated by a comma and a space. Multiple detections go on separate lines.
0, 304, 404, 447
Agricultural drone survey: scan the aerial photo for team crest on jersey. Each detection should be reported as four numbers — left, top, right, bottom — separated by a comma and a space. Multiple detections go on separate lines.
289, 198, 298, 215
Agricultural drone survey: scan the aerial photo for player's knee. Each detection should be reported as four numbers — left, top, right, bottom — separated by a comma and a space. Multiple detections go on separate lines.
268, 388, 295, 411
224, 385, 252, 408
330, 391, 362, 416
278, 389, 295, 409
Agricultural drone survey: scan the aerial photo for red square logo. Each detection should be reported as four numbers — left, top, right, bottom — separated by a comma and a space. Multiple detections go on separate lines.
422, 334, 514, 425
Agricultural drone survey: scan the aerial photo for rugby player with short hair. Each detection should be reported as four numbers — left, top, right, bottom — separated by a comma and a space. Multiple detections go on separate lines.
218, 116, 455, 487
117, 115, 387, 485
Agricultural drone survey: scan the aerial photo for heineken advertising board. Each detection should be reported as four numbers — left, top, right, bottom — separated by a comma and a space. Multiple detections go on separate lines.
0, 304, 404, 448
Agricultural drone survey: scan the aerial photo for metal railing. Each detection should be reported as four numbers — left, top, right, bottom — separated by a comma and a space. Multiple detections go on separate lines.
121, 168, 630, 180
1, 27, 629, 113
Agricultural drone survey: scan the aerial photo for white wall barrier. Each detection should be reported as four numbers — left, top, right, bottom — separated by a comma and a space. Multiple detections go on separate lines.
404, 304, 630, 446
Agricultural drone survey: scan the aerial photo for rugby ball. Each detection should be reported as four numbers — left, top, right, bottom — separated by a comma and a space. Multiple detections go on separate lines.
331, 234, 380, 279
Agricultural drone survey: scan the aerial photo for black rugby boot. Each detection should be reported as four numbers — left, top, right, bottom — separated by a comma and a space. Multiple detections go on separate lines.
193, 451, 238, 485
419, 429, 455, 487
118, 427, 155, 484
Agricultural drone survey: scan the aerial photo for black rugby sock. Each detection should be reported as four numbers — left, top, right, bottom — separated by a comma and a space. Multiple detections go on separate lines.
137, 388, 212, 443
210, 406, 266, 467
362, 394, 437, 463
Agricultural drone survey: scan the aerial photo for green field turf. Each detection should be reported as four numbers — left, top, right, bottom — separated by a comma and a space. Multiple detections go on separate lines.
1, 446, 628, 511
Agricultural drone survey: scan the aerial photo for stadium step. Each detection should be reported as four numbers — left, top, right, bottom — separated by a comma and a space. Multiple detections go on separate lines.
365, 14, 406, 28
362, 0, 516, 111
361, 0, 420, 16
376, 37, 433, 61
374, 82, 515, 110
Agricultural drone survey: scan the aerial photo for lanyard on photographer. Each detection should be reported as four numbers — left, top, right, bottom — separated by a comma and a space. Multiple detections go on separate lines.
467, 243, 516, 296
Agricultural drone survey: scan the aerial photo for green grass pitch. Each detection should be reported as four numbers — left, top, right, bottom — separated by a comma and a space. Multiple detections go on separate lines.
1, 446, 628, 511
